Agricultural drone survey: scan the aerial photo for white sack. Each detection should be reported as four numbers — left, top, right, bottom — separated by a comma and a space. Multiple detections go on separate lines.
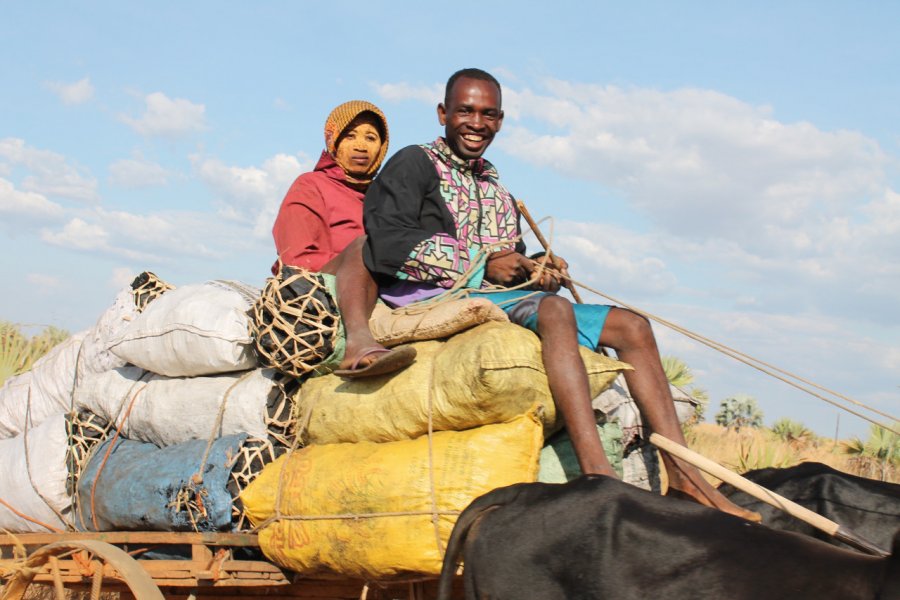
73, 366, 275, 447
591, 374, 697, 492
108, 280, 260, 377
593, 374, 698, 444
76, 286, 139, 383
0, 332, 86, 439
0, 413, 70, 532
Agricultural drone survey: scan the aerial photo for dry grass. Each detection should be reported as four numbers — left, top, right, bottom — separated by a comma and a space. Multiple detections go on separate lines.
673, 423, 899, 487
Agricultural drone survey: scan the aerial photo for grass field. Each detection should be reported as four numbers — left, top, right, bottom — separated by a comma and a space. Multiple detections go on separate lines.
681, 422, 899, 486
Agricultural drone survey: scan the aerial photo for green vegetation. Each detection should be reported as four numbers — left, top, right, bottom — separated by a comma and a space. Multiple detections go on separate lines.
771, 417, 815, 444
0, 321, 70, 386
661, 355, 709, 424
715, 394, 763, 431
842, 422, 900, 481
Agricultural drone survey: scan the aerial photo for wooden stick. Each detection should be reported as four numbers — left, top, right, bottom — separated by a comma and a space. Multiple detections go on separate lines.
516, 201, 584, 304
649, 432, 890, 557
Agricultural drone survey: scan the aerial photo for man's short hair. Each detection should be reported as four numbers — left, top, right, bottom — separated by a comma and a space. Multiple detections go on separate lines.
444, 68, 502, 105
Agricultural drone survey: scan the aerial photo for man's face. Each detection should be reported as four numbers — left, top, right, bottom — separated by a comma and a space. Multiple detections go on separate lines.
438, 77, 503, 160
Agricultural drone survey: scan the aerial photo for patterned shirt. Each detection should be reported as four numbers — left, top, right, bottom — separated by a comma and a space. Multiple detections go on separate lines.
363, 138, 523, 290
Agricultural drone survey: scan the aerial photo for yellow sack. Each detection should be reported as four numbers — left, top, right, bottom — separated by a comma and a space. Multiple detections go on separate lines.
296, 321, 628, 444
242, 412, 543, 578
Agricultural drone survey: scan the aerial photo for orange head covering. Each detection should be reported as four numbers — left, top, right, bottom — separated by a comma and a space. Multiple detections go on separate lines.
323, 100, 390, 179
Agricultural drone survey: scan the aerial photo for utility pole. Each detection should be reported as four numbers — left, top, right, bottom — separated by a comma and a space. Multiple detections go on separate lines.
833, 413, 840, 450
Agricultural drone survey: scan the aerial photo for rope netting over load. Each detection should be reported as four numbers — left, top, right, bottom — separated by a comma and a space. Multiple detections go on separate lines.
0, 269, 315, 535
64, 371, 300, 533
65, 409, 111, 525
131, 271, 175, 313
250, 266, 340, 379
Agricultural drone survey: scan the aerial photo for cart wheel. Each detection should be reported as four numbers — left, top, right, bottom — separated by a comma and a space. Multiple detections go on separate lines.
2, 539, 164, 600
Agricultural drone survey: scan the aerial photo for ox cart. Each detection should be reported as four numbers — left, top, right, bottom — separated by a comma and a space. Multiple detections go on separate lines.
0, 531, 462, 599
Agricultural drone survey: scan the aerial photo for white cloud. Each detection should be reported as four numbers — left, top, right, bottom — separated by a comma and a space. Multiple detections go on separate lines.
193, 152, 313, 238
37, 204, 246, 263
380, 77, 885, 249
120, 92, 207, 137
0, 178, 66, 220
108, 156, 170, 188
44, 77, 95, 105
0, 138, 99, 202
540, 220, 678, 298
110, 267, 137, 289
41, 217, 109, 251
499, 82, 890, 253
373, 82, 443, 104
26, 273, 63, 291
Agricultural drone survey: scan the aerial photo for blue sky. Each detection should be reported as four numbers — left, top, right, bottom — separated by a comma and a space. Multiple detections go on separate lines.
2, 2, 898, 438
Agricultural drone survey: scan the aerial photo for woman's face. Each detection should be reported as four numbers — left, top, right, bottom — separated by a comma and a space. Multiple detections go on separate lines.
334, 114, 383, 177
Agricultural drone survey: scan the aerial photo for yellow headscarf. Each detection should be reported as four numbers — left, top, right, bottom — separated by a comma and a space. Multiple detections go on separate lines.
323, 100, 390, 179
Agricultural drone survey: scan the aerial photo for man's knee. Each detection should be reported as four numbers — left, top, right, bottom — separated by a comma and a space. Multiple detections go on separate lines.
536, 295, 576, 329
610, 308, 654, 344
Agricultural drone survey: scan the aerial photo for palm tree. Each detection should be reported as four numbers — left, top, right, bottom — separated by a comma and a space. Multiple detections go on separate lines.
771, 417, 814, 444
661, 355, 709, 424
842, 422, 900, 480
715, 394, 763, 431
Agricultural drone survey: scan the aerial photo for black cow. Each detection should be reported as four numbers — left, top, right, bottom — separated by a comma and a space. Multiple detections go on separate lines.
719, 462, 900, 552
437, 475, 899, 600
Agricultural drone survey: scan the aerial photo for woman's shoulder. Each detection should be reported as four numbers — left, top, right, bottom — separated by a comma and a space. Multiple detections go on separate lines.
281, 169, 332, 207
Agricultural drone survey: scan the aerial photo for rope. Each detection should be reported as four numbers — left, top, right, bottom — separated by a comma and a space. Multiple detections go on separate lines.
515, 211, 898, 435
563, 276, 898, 435
425, 360, 443, 556
88, 385, 146, 531
22, 388, 71, 528
192, 370, 255, 486
66, 410, 112, 530
250, 265, 340, 378
0, 498, 64, 533
248, 377, 463, 537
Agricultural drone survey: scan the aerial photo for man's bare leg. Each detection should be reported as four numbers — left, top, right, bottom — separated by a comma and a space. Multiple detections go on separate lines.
321, 236, 393, 372
536, 296, 616, 476
599, 307, 760, 521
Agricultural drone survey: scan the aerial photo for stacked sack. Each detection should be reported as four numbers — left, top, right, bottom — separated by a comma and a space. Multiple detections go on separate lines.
72, 279, 296, 532
0, 273, 165, 532
241, 317, 629, 578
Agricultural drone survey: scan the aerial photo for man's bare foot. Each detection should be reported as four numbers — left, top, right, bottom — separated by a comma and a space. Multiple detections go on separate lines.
664, 460, 762, 522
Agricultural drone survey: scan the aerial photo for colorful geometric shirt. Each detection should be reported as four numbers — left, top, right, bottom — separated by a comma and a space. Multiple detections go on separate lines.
362, 138, 524, 290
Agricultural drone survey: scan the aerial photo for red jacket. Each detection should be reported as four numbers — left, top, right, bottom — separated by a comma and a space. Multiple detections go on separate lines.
272, 151, 365, 273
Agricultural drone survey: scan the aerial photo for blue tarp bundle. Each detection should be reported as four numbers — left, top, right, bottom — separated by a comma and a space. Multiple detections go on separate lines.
76, 433, 246, 532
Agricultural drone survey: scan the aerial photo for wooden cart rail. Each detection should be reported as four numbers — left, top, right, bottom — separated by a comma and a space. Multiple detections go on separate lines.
0, 531, 461, 600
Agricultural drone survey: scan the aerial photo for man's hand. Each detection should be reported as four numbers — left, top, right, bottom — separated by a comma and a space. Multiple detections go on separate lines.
486, 251, 566, 292
526, 253, 572, 293
485, 250, 531, 285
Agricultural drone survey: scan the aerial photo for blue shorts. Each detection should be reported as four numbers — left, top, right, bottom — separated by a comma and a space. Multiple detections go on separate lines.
469, 290, 611, 350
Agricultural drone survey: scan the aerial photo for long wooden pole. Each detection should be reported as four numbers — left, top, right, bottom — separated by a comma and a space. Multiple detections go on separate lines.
516, 201, 584, 304
649, 432, 889, 557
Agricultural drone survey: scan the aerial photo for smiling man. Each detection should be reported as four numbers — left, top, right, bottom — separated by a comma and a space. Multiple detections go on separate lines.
363, 68, 758, 521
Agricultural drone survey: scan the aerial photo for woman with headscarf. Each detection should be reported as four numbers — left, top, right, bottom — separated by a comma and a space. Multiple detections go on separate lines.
272, 100, 415, 377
